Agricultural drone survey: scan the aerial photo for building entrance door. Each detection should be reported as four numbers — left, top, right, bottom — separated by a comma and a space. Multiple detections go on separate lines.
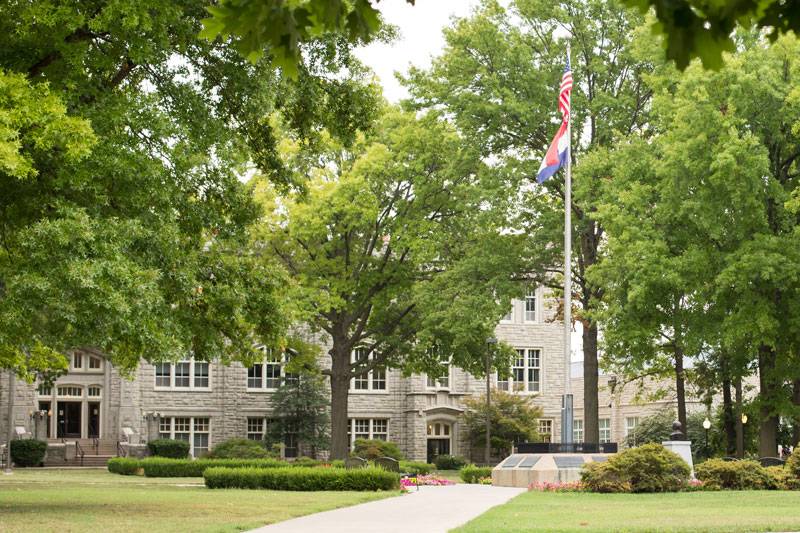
57, 401, 81, 438
88, 402, 100, 438
427, 438, 450, 463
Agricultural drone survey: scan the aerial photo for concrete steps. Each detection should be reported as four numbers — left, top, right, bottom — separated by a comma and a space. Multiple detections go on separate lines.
43, 439, 118, 467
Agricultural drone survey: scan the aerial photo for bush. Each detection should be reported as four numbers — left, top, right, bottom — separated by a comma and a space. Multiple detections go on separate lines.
434, 454, 467, 470
147, 438, 190, 459
10, 439, 47, 467
400, 461, 435, 475
787, 450, 800, 488
292, 456, 322, 467
140, 457, 287, 477
107, 457, 141, 475
580, 443, 690, 493
695, 459, 776, 490
206, 438, 273, 459
460, 464, 493, 484
204, 466, 399, 491
352, 439, 403, 461
765, 465, 797, 490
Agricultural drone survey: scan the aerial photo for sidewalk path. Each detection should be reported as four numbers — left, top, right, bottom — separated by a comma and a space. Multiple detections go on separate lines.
250, 484, 525, 533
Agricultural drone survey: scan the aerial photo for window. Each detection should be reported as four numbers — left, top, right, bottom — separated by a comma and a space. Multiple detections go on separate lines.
501, 306, 513, 322
247, 348, 293, 391
573, 419, 584, 443
350, 348, 387, 392
36, 385, 52, 397
88, 356, 102, 369
73, 353, 82, 369
158, 416, 211, 457
87, 386, 102, 398
348, 418, 390, 447
538, 419, 553, 443
154, 360, 210, 390
625, 417, 639, 445
524, 291, 537, 322
497, 349, 541, 393
599, 418, 611, 444
70, 353, 104, 372
57, 386, 82, 398
247, 417, 265, 441
426, 365, 450, 390
426, 422, 450, 438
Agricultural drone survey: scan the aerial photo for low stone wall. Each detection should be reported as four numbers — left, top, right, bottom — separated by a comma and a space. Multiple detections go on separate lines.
45, 443, 67, 464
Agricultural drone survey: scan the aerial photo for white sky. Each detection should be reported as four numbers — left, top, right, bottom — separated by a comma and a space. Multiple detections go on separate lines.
354, 0, 484, 102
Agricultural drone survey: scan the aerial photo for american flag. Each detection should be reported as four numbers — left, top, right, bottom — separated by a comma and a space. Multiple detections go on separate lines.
558, 57, 573, 118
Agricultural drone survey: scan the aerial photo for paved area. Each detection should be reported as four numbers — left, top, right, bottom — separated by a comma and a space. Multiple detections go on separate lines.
250, 484, 526, 533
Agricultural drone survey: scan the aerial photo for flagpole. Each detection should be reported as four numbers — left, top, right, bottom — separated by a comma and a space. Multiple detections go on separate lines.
561, 40, 574, 446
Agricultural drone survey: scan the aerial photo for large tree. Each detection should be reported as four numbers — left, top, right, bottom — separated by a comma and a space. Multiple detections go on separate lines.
0, 0, 378, 378
402, 0, 652, 445
254, 110, 523, 459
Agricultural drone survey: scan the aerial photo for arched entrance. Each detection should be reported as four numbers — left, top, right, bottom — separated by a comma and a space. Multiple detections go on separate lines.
426, 421, 452, 463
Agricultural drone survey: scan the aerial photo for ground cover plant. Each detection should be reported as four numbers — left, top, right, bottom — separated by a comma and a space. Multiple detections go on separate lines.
0, 468, 396, 533
454, 490, 800, 533
204, 466, 399, 491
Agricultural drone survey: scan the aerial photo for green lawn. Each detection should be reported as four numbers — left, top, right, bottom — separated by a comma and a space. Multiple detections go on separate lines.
0, 468, 399, 533
454, 490, 800, 533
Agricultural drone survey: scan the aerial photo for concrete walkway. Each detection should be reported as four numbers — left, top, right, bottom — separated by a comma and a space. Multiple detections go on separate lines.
250, 484, 525, 533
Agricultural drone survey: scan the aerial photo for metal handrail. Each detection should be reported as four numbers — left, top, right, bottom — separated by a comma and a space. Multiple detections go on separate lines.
74, 440, 85, 467
116, 441, 127, 457
92, 438, 99, 455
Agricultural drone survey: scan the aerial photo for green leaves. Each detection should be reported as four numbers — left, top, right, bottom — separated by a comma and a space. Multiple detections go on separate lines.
199, 0, 409, 77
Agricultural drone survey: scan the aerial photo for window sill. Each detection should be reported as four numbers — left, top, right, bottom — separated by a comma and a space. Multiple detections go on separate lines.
349, 390, 390, 394
246, 388, 278, 393
153, 387, 212, 392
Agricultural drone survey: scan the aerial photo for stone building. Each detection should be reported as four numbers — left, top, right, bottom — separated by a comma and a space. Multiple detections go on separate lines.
0, 286, 701, 463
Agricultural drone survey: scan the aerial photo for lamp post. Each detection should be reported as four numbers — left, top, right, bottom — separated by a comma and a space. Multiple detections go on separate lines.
485, 337, 497, 466
702, 417, 711, 458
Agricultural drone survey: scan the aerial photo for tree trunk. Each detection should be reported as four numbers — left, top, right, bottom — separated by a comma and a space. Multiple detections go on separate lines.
721, 365, 736, 455
329, 344, 351, 460
674, 347, 687, 434
583, 321, 599, 444
735, 376, 744, 458
792, 379, 800, 447
758, 343, 779, 458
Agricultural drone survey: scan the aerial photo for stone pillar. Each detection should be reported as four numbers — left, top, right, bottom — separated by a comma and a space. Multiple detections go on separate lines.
33, 412, 48, 441
662, 420, 694, 477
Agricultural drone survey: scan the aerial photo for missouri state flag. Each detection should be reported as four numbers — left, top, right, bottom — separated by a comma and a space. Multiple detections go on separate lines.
536, 58, 573, 183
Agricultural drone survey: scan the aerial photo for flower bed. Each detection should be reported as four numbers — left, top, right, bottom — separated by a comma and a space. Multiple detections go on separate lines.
400, 475, 456, 491
528, 481, 584, 492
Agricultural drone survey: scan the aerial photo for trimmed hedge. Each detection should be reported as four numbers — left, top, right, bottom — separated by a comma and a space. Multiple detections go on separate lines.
147, 438, 190, 459
107, 457, 141, 475
141, 457, 289, 477
400, 461, 435, 475
10, 439, 47, 467
204, 466, 400, 491
581, 443, 690, 493
460, 464, 493, 484
434, 454, 467, 470
695, 459, 776, 490
206, 438, 273, 459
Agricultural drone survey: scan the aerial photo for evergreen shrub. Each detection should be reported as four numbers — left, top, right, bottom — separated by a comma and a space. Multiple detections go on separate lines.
400, 461, 435, 475
352, 439, 403, 461
206, 438, 273, 459
581, 443, 690, 493
107, 457, 141, 475
433, 454, 467, 470
204, 466, 399, 491
9, 439, 47, 467
147, 438, 190, 459
460, 464, 493, 483
695, 459, 776, 490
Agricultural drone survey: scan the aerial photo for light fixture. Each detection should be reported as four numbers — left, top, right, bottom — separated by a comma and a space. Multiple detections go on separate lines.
702, 417, 711, 430
741, 413, 748, 424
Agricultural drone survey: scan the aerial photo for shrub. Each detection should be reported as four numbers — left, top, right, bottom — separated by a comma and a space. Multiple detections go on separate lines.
765, 465, 797, 490
206, 438, 273, 459
581, 443, 690, 493
139, 457, 324, 477
147, 438, 190, 459
107, 457, 141, 475
695, 459, 776, 490
10, 439, 47, 467
434, 454, 467, 470
204, 466, 399, 491
292, 456, 322, 467
400, 461, 435, 475
460, 464, 493, 484
787, 450, 800, 489
352, 439, 403, 461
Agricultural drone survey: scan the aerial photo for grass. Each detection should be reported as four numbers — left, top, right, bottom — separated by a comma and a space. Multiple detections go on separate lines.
454, 490, 800, 533
0, 468, 399, 533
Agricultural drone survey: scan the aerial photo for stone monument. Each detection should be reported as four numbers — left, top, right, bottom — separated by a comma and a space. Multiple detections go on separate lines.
662, 420, 694, 476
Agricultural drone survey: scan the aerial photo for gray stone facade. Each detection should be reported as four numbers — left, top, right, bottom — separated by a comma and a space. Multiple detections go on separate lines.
0, 288, 709, 462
